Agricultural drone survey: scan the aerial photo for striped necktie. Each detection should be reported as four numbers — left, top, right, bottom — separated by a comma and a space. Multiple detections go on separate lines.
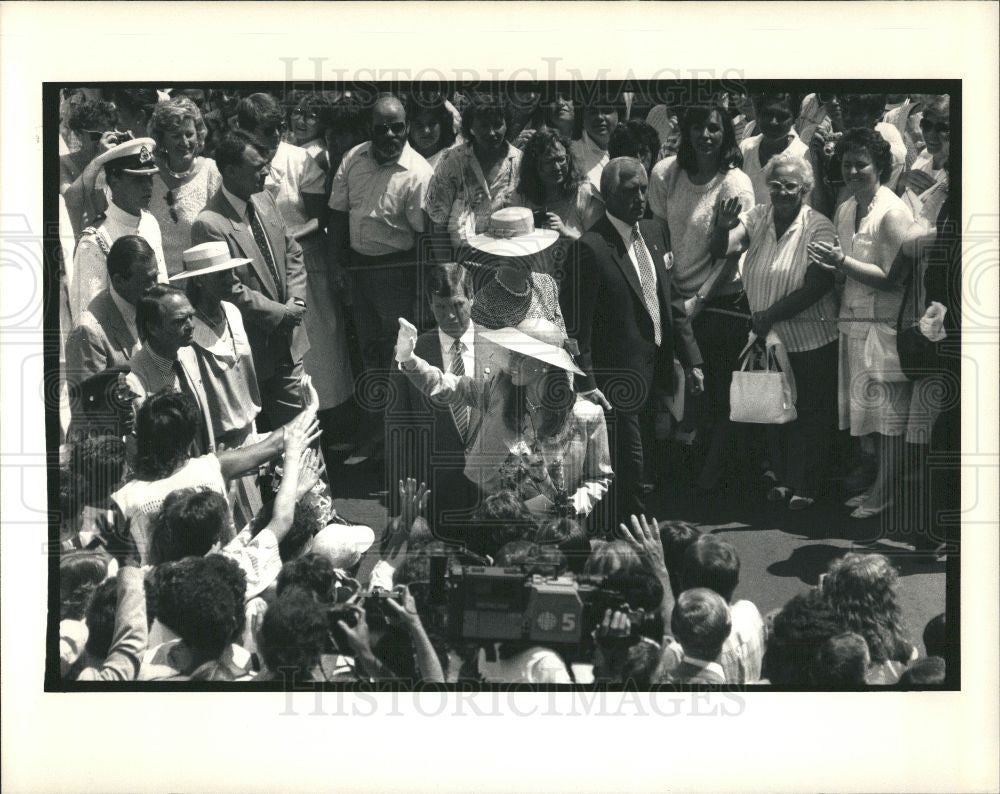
246, 201, 283, 301
449, 338, 471, 443
631, 224, 662, 345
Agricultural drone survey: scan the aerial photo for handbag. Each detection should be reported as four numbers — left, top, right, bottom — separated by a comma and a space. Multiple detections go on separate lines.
896, 268, 941, 381
729, 337, 797, 424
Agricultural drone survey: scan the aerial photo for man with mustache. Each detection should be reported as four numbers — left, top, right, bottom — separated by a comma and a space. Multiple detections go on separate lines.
191, 130, 311, 429
327, 94, 433, 452
69, 138, 168, 324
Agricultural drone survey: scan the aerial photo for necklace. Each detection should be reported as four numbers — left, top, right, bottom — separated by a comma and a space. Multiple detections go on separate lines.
163, 158, 195, 180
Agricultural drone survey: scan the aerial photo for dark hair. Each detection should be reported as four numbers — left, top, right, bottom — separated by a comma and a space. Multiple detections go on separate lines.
608, 120, 661, 166
671, 588, 731, 661
259, 588, 327, 681
60, 552, 109, 620
154, 555, 245, 661
659, 521, 702, 599
292, 91, 337, 134
278, 495, 327, 563
897, 656, 946, 687
133, 388, 200, 481
149, 488, 229, 565
835, 127, 894, 184
425, 262, 472, 300
813, 632, 870, 688
535, 517, 590, 575
277, 553, 337, 603
606, 567, 666, 641
461, 93, 511, 141
922, 613, 947, 658
584, 540, 648, 579
66, 434, 126, 515
476, 490, 538, 557
213, 129, 268, 173
83, 577, 119, 660
517, 127, 582, 205
68, 99, 118, 134
500, 366, 575, 441
106, 234, 155, 282
237, 92, 284, 131
680, 535, 741, 603
494, 540, 542, 569
676, 104, 743, 174
135, 283, 187, 342
406, 93, 457, 153
750, 92, 798, 120
764, 589, 845, 687
842, 93, 887, 126
107, 88, 158, 118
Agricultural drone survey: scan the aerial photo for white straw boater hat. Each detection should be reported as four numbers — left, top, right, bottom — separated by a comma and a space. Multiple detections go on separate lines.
480, 317, 584, 376
170, 241, 251, 282
468, 207, 559, 257
91, 137, 160, 175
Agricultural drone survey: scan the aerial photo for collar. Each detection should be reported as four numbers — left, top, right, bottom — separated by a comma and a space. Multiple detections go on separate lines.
145, 344, 178, 377
439, 322, 475, 352
462, 140, 518, 165
106, 200, 142, 228
770, 203, 808, 238
681, 654, 726, 679
606, 211, 637, 245
361, 140, 421, 171
221, 184, 248, 219
108, 284, 137, 331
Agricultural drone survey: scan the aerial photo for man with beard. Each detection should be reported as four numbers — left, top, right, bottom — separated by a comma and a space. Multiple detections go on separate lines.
191, 130, 311, 428
328, 94, 434, 378
70, 138, 168, 323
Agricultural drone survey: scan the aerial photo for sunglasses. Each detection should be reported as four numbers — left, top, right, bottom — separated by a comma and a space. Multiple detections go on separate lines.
919, 118, 950, 134
372, 121, 407, 137
166, 189, 178, 223
767, 180, 802, 193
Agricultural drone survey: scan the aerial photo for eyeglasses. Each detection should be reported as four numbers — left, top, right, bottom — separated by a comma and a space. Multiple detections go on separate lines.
919, 118, 950, 135
166, 189, 178, 223
767, 180, 802, 194
372, 121, 407, 137
291, 108, 318, 121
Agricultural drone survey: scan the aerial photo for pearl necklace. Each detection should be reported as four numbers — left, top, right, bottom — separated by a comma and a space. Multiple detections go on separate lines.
163, 159, 195, 180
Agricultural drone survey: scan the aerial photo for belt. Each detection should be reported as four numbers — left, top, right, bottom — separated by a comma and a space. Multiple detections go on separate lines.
348, 248, 418, 270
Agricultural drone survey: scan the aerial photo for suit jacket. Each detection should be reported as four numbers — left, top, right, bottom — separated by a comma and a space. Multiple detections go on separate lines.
190, 188, 309, 380
65, 289, 140, 382
561, 215, 702, 410
126, 345, 217, 454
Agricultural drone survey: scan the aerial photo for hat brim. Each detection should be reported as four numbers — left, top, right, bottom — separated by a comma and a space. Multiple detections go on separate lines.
118, 165, 160, 175
479, 326, 584, 376
169, 257, 251, 282
467, 229, 559, 257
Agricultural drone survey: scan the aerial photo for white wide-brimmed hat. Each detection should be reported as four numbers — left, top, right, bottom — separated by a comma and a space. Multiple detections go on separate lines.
468, 207, 559, 257
479, 317, 584, 376
92, 137, 160, 175
170, 241, 251, 282
309, 522, 375, 570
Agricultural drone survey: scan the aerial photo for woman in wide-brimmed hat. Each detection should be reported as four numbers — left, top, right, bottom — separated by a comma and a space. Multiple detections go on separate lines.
396, 314, 612, 523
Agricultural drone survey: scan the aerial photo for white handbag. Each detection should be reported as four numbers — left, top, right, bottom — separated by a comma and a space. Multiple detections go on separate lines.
729, 335, 798, 424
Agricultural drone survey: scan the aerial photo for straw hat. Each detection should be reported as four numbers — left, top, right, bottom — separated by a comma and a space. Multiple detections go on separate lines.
479, 317, 584, 376
170, 241, 251, 282
467, 207, 559, 257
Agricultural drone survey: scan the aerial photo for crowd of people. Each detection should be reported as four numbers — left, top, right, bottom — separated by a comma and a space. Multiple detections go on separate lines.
56, 84, 956, 685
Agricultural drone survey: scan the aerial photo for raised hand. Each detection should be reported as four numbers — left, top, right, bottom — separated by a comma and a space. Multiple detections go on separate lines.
382, 585, 421, 630
716, 196, 743, 230
618, 513, 667, 573
395, 317, 419, 363
294, 447, 326, 499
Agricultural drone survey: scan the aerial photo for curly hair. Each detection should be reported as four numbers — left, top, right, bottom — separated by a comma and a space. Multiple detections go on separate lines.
59, 552, 109, 620
149, 487, 230, 565
822, 553, 911, 664
835, 126, 894, 184
259, 588, 327, 681
68, 99, 118, 134
65, 434, 126, 516
132, 388, 200, 481
607, 120, 662, 169
155, 556, 245, 660
764, 589, 844, 687
676, 104, 743, 175
762, 150, 816, 194
84, 576, 119, 660
516, 127, 582, 206
460, 93, 511, 142
277, 553, 338, 603
535, 517, 590, 574
148, 96, 208, 155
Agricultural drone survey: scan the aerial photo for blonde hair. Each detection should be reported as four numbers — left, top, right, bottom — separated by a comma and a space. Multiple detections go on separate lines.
149, 97, 207, 156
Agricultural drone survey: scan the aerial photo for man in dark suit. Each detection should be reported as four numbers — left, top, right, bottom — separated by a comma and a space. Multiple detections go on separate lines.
561, 157, 703, 521
190, 130, 310, 428
387, 263, 488, 539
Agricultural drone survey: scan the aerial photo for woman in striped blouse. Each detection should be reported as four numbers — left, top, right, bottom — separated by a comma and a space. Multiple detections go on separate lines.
710, 152, 839, 509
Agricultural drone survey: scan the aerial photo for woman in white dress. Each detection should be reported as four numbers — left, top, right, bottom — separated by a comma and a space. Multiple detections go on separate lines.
146, 98, 223, 276
808, 127, 925, 519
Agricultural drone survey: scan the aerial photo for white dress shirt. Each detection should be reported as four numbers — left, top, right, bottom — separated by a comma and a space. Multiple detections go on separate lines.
438, 323, 476, 374
570, 131, 610, 191
605, 211, 658, 293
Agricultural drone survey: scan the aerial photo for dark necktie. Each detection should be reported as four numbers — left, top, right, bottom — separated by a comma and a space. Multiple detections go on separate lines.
246, 201, 283, 301
630, 224, 662, 345
449, 339, 470, 443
